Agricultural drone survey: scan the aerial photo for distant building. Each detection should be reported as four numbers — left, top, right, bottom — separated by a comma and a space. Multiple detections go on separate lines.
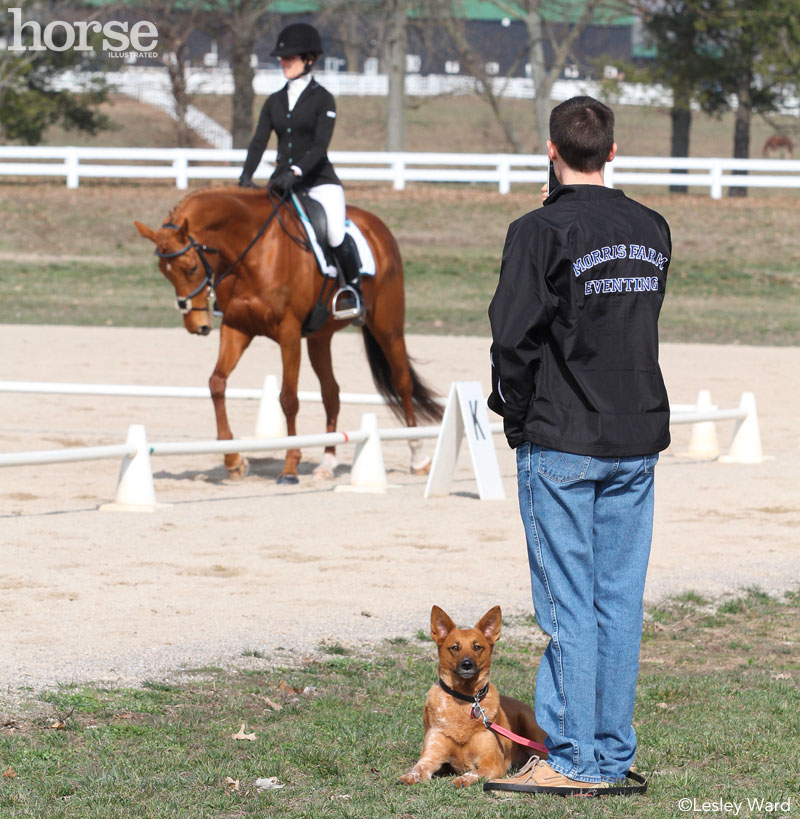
78, 0, 638, 80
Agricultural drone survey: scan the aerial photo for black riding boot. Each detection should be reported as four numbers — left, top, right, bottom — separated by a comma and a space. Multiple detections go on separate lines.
331, 234, 365, 325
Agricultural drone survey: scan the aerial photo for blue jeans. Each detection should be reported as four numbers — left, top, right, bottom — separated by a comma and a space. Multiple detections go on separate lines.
516, 443, 658, 783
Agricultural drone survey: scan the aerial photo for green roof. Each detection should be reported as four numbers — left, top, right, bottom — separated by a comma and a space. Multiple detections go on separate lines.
82, 0, 633, 25
459, 0, 633, 25
267, 0, 318, 11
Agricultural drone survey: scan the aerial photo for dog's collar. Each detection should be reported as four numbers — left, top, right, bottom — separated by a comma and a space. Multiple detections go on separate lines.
438, 678, 489, 704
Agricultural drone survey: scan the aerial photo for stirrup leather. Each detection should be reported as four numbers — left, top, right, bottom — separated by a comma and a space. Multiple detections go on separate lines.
331, 285, 363, 320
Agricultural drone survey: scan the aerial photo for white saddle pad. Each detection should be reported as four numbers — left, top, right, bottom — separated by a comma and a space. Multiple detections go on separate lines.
291, 195, 377, 279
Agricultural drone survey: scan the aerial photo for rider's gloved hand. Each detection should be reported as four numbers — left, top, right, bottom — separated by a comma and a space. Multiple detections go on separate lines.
272, 169, 299, 192
238, 173, 254, 188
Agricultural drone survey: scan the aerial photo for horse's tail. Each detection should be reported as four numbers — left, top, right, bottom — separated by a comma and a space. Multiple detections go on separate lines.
361, 326, 443, 424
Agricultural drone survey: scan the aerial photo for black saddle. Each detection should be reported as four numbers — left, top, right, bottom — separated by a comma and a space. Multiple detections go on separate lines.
294, 190, 334, 266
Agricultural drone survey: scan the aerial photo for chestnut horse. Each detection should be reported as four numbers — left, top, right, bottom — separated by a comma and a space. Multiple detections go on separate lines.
135, 186, 442, 483
762, 134, 793, 158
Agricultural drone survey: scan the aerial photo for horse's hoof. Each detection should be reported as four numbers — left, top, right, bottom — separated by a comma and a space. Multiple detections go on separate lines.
276, 473, 299, 485
226, 455, 250, 480
313, 453, 338, 481
410, 456, 432, 476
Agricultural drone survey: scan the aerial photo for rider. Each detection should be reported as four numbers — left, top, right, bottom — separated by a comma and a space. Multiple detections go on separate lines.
238, 22, 364, 322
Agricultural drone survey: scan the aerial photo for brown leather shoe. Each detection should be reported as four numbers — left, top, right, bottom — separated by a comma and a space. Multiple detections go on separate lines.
484, 757, 610, 795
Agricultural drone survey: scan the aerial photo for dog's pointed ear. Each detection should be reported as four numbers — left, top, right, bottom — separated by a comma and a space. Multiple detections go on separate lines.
134, 221, 158, 243
476, 606, 502, 645
430, 605, 456, 647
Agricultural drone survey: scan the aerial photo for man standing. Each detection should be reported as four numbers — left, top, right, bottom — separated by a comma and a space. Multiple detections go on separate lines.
484, 96, 671, 795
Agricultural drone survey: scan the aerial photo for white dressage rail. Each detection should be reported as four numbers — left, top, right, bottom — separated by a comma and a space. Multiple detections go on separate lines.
0, 412, 496, 507
0, 379, 762, 465
0, 442, 136, 468
0, 380, 764, 509
0, 379, 391, 406
1, 145, 799, 198
0, 378, 752, 423
0, 431, 365, 468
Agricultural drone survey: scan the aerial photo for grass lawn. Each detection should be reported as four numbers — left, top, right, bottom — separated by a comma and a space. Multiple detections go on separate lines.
5, 94, 799, 344
1, 181, 798, 344
1, 588, 797, 818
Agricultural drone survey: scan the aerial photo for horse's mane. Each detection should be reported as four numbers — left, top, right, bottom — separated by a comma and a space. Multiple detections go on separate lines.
166, 185, 278, 230
166, 184, 245, 222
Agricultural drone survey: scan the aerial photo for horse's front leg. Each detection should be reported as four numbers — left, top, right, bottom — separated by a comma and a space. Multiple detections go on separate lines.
306, 332, 340, 479
209, 324, 252, 479
276, 325, 303, 484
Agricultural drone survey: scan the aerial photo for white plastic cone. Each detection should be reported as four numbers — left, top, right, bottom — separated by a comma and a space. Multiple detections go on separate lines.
254, 374, 287, 438
104, 424, 157, 510
687, 389, 719, 458
338, 413, 387, 493
721, 392, 763, 464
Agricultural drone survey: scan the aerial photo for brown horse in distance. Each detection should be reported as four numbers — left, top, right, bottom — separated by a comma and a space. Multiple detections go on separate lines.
762, 134, 793, 158
135, 186, 442, 483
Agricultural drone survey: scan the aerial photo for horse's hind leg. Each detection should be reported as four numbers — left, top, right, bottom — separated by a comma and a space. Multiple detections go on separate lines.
306, 332, 340, 479
210, 325, 253, 479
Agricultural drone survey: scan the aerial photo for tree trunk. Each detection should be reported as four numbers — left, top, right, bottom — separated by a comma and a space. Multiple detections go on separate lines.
230, 26, 256, 148
670, 86, 692, 194
167, 52, 192, 148
478, 78, 524, 152
525, 1, 550, 150
729, 71, 752, 197
385, 0, 407, 152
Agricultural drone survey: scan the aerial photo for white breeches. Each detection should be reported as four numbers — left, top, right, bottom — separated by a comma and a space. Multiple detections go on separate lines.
307, 183, 346, 247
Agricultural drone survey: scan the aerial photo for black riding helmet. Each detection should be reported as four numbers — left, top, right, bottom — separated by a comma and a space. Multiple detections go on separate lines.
271, 23, 324, 58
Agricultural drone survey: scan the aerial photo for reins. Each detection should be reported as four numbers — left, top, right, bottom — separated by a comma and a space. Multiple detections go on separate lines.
215, 187, 299, 284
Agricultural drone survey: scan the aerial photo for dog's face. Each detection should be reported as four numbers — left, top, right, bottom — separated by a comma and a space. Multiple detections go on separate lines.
430, 605, 501, 683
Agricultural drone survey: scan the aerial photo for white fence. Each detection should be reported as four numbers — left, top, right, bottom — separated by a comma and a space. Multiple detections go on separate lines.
54, 67, 674, 104
2, 145, 799, 197
54, 67, 800, 114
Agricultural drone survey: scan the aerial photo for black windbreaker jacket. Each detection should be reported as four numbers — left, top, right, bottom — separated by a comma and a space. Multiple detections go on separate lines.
488, 184, 671, 457
241, 79, 341, 186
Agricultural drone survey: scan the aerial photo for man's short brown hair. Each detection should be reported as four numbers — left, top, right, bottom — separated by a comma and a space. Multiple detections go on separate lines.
549, 96, 615, 173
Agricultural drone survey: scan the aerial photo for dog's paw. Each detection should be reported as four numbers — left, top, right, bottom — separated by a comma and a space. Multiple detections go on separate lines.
452, 771, 480, 788
397, 771, 422, 785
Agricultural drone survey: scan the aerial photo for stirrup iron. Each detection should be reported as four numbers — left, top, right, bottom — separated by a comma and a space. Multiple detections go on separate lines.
331, 285, 363, 320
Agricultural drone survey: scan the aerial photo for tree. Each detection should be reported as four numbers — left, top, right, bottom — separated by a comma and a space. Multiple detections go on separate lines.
418, 1, 526, 152
486, 0, 621, 150
316, 0, 384, 73
201, 1, 279, 149
0, 5, 110, 144
384, 0, 408, 151
637, 0, 796, 196
633, 0, 727, 192
708, 0, 790, 196
134, 2, 209, 147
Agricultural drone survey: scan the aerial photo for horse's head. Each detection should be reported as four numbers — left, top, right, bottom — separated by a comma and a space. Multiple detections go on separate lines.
135, 218, 215, 336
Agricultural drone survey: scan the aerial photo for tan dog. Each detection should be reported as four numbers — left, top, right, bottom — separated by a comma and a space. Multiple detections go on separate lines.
398, 605, 547, 787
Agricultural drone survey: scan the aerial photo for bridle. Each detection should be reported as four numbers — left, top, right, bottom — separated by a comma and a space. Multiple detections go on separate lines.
156, 222, 220, 314
156, 187, 297, 316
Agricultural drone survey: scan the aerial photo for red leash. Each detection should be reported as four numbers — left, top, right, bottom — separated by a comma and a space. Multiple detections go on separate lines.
470, 702, 549, 756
